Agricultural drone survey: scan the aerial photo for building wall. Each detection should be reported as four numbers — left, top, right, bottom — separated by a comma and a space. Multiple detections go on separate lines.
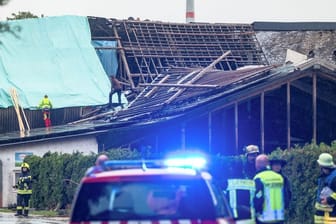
256, 31, 336, 65
0, 136, 98, 207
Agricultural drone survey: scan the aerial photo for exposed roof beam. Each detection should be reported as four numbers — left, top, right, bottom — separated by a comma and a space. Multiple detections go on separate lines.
140, 83, 218, 88
165, 51, 232, 104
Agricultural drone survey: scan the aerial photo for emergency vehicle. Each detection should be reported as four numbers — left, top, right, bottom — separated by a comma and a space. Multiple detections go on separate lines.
69, 156, 236, 224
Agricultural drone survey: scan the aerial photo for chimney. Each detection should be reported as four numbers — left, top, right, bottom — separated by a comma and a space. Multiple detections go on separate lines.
186, 0, 195, 23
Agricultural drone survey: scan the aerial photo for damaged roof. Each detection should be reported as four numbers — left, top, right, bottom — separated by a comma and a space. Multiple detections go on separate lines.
111, 65, 274, 123
1, 59, 335, 146
3, 18, 336, 147
88, 17, 269, 88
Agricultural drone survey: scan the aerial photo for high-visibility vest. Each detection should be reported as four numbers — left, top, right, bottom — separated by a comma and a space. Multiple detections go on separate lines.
39, 98, 52, 109
227, 178, 256, 223
254, 170, 284, 223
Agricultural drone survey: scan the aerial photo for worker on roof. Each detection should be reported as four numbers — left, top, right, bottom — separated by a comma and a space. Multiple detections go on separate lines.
38, 94, 53, 127
108, 76, 123, 109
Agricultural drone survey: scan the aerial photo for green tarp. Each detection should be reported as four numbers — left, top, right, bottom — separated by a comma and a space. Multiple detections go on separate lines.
0, 15, 111, 109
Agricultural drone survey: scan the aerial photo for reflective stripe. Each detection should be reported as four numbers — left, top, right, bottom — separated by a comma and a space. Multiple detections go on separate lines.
217, 218, 231, 224
227, 179, 255, 222
315, 213, 336, 223
315, 202, 334, 212
17, 190, 32, 194
227, 179, 255, 190
331, 192, 336, 200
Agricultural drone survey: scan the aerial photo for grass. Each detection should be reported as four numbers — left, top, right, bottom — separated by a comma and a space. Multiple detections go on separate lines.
0, 208, 69, 217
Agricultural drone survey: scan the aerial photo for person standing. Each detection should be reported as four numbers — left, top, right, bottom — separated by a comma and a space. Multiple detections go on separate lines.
85, 154, 109, 177
225, 145, 260, 223
314, 153, 336, 224
38, 94, 53, 127
13, 162, 33, 217
253, 154, 285, 224
270, 158, 292, 210
109, 76, 122, 108
243, 145, 260, 179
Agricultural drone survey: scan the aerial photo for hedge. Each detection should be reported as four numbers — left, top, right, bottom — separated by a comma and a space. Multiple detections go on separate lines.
23, 141, 336, 223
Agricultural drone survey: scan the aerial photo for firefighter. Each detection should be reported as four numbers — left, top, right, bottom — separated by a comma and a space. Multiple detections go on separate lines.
314, 153, 336, 224
243, 145, 260, 179
38, 94, 53, 127
253, 154, 285, 224
269, 157, 292, 210
13, 162, 33, 217
225, 145, 260, 223
108, 76, 123, 108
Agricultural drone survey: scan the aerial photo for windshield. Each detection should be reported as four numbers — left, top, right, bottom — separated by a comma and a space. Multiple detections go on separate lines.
71, 176, 231, 221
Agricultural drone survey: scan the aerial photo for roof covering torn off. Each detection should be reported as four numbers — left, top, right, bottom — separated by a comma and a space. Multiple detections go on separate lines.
88, 17, 269, 88
112, 65, 274, 123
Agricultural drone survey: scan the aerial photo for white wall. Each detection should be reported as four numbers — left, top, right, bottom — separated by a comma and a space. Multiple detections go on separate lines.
0, 136, 98, 207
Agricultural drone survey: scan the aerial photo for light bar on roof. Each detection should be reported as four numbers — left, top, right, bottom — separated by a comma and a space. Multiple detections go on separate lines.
102, 156, 206, 171
164, 157, 206, 169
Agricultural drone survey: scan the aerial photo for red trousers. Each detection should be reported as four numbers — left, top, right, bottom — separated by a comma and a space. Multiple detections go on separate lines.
42, 110, 52, 127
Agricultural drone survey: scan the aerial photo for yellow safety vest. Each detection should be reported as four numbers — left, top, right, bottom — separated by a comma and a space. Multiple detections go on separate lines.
254, 170, 284, 223
39, 98, 52, 109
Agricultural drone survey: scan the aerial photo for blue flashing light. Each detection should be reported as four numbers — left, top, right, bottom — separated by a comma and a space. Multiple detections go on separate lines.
101, 156, 207, 172
164, 157, 206, 169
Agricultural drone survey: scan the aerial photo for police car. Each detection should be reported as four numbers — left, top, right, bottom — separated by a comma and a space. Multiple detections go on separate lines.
69, 156, 236, 224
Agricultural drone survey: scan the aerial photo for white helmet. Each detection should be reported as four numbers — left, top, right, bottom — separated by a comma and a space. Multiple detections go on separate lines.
244, 145, 259, 155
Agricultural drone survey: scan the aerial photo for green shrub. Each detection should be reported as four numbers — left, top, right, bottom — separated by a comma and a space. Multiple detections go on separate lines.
24, 148, 141, 211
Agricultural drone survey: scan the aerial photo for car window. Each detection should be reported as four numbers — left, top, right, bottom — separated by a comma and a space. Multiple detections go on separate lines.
71, 177, 228, 221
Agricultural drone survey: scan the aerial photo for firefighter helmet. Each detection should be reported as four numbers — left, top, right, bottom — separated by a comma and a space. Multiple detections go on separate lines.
21, 162, 30, 170
244, 145, 260, 155
317, 153, 335, 168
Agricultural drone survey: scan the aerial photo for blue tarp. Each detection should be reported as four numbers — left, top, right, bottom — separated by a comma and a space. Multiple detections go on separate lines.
92, 40, 118, 76
0, 15, 111, 109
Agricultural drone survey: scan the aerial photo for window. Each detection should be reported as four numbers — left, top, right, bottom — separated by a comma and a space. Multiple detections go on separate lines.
71, 177, 226, 221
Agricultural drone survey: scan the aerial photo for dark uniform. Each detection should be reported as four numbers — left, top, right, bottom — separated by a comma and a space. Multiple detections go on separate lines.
109, 76, 122, 108
314, 153, 336, 223
226, 145, 260, 223
14, 162, 33, 217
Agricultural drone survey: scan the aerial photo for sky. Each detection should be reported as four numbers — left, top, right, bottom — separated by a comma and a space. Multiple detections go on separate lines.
0, 0, 336, 24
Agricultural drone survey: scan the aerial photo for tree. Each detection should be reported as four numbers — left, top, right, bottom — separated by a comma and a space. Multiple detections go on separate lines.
0, 0, 11, 34
0, 0, 10, 6
0, 0, 39, 36
7, 11, 40, 20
